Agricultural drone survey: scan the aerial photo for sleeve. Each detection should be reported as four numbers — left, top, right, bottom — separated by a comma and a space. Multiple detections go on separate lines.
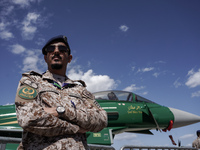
192, 140, 195, 148
62, 88, 107, 133
192, 139, 198, 148
15, 77, 80, 137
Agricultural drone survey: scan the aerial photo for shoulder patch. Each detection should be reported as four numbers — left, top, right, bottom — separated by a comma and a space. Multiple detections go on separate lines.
18, 86, 37, 100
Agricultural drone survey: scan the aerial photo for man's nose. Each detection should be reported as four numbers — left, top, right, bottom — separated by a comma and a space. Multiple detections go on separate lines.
54, 46, 60, 53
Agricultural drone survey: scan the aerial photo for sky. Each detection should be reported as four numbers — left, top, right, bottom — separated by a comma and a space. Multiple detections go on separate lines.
0, 0, 200, 149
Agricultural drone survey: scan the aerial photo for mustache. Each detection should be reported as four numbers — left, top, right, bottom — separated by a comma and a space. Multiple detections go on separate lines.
52, 54, 62, 59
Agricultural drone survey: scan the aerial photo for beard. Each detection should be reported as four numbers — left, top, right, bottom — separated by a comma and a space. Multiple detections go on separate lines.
50, 54, 63, 69
51, 64, 63, 70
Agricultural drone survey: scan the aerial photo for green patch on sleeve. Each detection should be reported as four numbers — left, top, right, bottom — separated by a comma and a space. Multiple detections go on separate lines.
18, 86, 37, 100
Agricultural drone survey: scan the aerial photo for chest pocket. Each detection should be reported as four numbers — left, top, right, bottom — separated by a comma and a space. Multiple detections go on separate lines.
38, 89, 62, 107
59, 89, 84, 109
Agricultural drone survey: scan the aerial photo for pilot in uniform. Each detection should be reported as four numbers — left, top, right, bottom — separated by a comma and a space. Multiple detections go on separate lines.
192, 130, 200, 149
15, 35, 107, 150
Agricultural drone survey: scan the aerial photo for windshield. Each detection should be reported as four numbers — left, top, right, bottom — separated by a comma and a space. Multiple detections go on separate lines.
93, 91, 133, 101
135, 95, 155, 103
93, 91, 155, 103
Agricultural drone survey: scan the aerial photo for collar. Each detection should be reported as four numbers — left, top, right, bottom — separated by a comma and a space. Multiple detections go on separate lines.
42, 70, 77, 88
42, 70, 68, 82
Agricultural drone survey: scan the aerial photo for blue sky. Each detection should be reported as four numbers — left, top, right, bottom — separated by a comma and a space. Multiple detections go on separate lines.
0, 0, 200, 149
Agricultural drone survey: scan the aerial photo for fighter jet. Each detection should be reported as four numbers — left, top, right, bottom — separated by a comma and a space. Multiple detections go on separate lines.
0, 90, 200, 148
87, 90, 200, 145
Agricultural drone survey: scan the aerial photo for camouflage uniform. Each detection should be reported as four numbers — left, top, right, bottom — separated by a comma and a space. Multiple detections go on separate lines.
192, 137, 200, 149
15, 70, 107, 150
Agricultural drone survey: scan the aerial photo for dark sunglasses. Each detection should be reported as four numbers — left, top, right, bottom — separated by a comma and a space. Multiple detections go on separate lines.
46, 45, 69, 53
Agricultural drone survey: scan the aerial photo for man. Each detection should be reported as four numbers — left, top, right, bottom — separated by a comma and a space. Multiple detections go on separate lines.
15, 35, 107, 150
192, 130, 200, 149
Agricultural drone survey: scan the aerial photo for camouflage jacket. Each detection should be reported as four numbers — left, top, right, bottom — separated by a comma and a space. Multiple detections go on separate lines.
192, 137, 200, 148
15, 70, 107, 150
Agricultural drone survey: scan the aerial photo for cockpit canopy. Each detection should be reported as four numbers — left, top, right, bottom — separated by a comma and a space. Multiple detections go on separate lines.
93, 90, 155, 103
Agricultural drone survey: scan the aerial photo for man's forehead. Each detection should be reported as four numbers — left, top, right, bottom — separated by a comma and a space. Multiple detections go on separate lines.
50, 42, 67, 46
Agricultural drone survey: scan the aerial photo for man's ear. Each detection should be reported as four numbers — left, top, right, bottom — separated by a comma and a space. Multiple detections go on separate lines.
68, 55, 73, 63
44, 55, 47, 63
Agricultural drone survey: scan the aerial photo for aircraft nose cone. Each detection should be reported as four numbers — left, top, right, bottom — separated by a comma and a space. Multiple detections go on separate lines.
169, 107, 200, 128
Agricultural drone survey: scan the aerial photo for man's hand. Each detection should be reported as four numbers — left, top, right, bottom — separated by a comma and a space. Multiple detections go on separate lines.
43, 107, 58, 117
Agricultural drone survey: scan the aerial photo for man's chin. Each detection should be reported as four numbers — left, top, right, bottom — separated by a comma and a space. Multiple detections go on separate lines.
51, 64, 63, 70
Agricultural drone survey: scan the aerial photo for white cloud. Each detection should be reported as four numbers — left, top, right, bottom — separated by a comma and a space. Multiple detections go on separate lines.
0, 2, 14, 17
21, 49, 44, 73
12, 0, 30, 7
123, 84, 145, 92
137, 67, 154, 73
187, 68, 195, 76
0, 30, 14, 40
132, 66, 135, 71
0, 21, 14, 40
179, 134, 195, 139
10, 44, 25, 54
35, 37, 46, 46
2, 5, 14, 16
119, 25, 129, 32
191, 90, 200, 98
68, 68, 117, 93
173, 77, 182, 88
143, 67, 154, 72
0, 21, 8, 30
0, 1, 45, 41
142, 91, 148, 95
21, 12, 40, 40
22, 56, 39, 72
153, 72, 159, 78
155, 60, 166, 64
185, 68, 200, 88
87, 61, 91, 67
10, 43, 44, 72
0, 4, 15, 41
12, 0, 42, 8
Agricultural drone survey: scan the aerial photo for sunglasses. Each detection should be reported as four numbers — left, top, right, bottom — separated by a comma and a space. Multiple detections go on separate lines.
46, 45, 69, 53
